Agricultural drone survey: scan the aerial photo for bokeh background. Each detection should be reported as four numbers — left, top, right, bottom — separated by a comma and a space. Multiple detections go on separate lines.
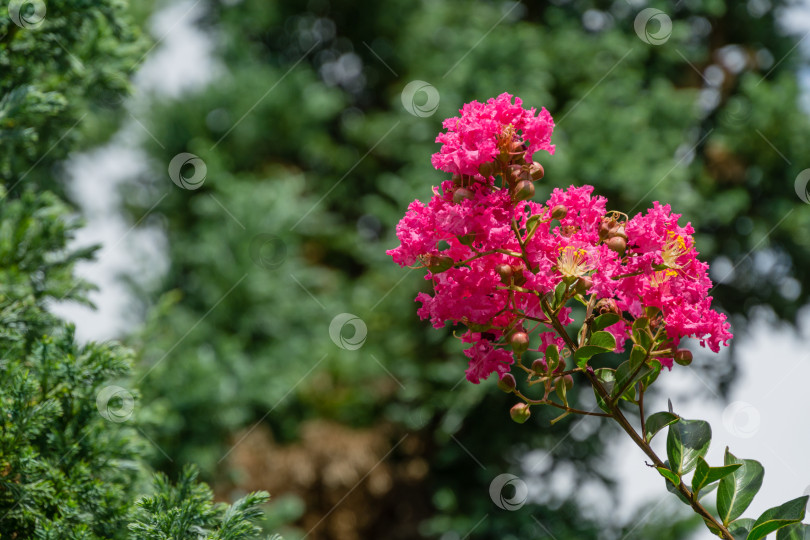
10, 0, 810, 538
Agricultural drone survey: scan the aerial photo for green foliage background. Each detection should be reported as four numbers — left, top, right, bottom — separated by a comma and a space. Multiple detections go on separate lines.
0, 0, 276, 537
2, 0, 809, 538
116, 0, 809, 539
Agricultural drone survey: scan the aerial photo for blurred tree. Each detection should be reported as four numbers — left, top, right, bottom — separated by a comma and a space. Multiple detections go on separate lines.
122, 0, 809, 538
0, 1, 274, 537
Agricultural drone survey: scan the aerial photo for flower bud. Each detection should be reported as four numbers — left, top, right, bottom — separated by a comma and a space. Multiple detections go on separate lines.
478, 162, 495, 177
595, 298, 620, 316
495, 264, 513, 284
510, 402, 531, 424
458, 232, 476, 245
551, 205, 567, 220
426, 255, 454, 274
613, 225, 628, 241
512, 180, 535, 202
598, 218, 615, 241
607, 236, 627, 256
510, 332, 530, 354
512, 265, 527, 286
674, 349, 693, 366
574, 276, 593, 294
452, 187, 474, 204
497, 373, 516, 393
529, 162, 545, 180
531, 358, 547, 375
466, 320, 491, 332
563, 374, 574, 390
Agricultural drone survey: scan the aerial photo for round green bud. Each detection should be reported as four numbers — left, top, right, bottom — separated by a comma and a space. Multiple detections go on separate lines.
510, 332, 530, 354
452, 187, 474, 204
563, 374, 574, 390
495, 263, 513, 284
607, 236, 627, 256
458, 232, 476, 245
497, 373, 516, 393
510, 403, 531, 424
531, 358, 547, 375
512, 180, 535, 202
574, 276, 593, 294
529, 162, 545, 180
674, 349, 693, 366
551, 205, 567, 220
478, 162, 495, 177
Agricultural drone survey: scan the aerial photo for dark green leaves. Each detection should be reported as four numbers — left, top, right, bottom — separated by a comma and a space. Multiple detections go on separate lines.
645, 412, 679, 443
746, 496, 809, 540
776, 523, 810, 539
631, 317, 652, 350
728, 518, 755, 538
553, 281, 568, 308
691, 456, 740, 496
574, 331, 616, 368
545, 344, 560, 371
591, 313, 621, 332
717, 449, 764, 525
666, 418, 712, 475
612, 346, 652, 401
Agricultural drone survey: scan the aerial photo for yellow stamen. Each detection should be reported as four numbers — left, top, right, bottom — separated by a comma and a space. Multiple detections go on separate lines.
557, 246, 593, 278
662, 231, 691, 269
650, 269, 678, 287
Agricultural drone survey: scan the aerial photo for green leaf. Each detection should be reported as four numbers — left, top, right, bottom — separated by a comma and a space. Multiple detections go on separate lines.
545, 344, 559, 371
526, 214, 542, 236
629, 344, 647, 369
644, 412, 679, 443
592, 368, 615, 414
728, 518, 755, 538
590, 330, 616, 350
777, 523, 810, 540
553, 281, 567, 307
718, 448, 765, 525
691, 456, 741, 496
640, 359, 662, 390
662, 460, 690, 505
575, 346, 603, 368
574, 331, 615, 367
632, 329, 652, 350
656, 466, 680, 486
632, 317, 649, 330
705, 517, 724, 537
747, 496, 809, 540
591, 313, 621, 332
666, 418, 711, 475
554, 377, 567, 405
613, 358, 652, 401
631, 317, 652, 350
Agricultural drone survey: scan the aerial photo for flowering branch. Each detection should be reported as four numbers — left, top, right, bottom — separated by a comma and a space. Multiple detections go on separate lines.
388, 93, 808, 539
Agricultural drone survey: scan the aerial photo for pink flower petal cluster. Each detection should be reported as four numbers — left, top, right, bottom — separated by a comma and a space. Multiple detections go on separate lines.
431, 93, 555, 176
388, 95, 732, 383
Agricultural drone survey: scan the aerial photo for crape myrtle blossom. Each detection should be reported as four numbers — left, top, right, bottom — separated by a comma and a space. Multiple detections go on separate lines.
387, 93, 731, 385
431, 93, 555, 176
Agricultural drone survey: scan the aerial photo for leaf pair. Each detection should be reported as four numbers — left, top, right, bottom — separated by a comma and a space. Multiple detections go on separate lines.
657, 415, 808, 539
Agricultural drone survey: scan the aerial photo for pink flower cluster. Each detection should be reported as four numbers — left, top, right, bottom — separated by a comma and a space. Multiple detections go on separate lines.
388, 94, 732, 383
431, 93, 555, 176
